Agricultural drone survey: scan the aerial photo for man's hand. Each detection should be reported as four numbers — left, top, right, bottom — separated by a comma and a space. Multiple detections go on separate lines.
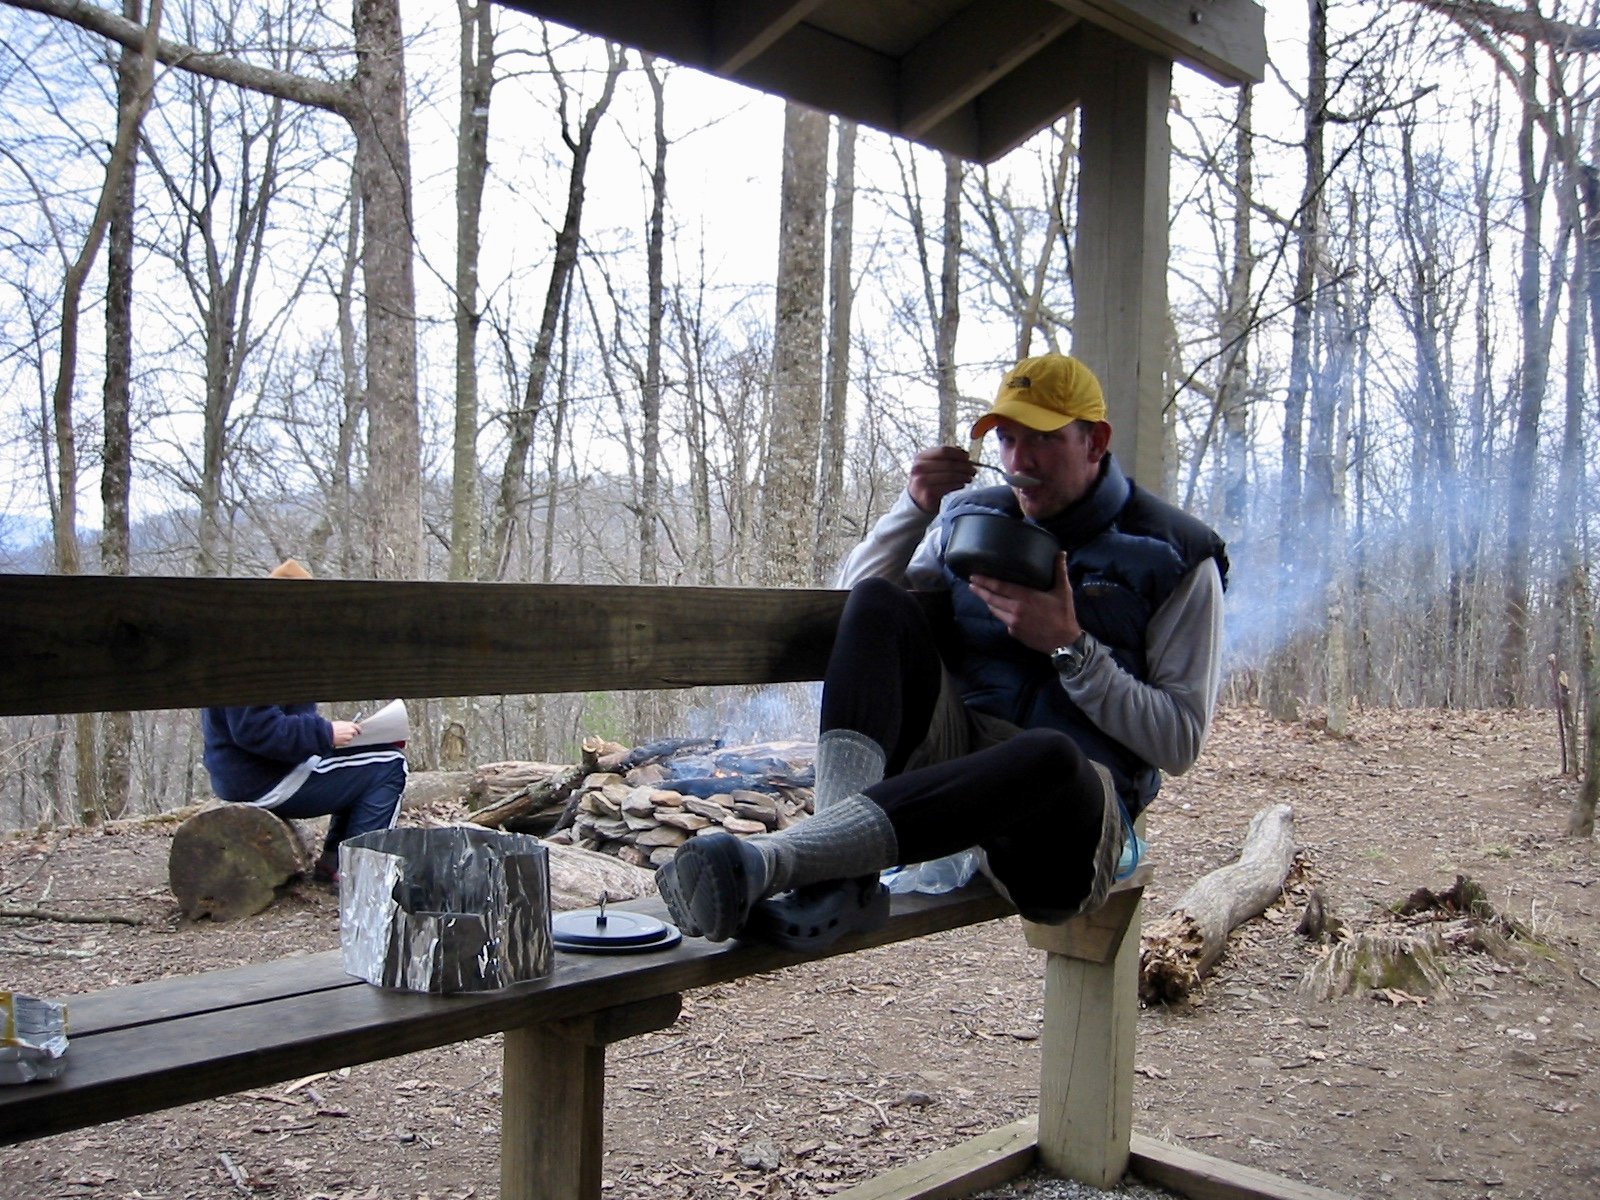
908, 446, 978, 513
330, 720, 361, 748
968, 553, 1080, 652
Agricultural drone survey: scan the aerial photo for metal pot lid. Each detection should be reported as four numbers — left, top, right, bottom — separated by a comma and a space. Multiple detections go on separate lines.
551, 907, 682, 953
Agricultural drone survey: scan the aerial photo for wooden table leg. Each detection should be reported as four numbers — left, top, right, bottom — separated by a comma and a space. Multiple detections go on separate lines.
1024, 886, 1144, 1189
501, 993, 682, 1200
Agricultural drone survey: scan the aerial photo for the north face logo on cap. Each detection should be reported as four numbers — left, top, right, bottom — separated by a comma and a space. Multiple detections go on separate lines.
1008, 376, 1032, 389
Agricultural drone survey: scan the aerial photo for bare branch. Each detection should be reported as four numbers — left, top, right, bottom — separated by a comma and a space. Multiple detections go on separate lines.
1411, 0, 1600, 52
3, 0, 351, 114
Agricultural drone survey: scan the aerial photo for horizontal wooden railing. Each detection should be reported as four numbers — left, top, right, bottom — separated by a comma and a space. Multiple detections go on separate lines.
0, 575, 850, 716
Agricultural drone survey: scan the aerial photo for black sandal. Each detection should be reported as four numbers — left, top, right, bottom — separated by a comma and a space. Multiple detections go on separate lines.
748, 875, 891, 952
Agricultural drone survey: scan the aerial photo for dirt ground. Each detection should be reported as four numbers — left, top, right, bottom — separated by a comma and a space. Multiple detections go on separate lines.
2, 705, 1597, 1200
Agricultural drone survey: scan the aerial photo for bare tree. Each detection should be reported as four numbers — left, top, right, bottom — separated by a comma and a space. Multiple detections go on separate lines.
35, 0, 162, 823
636, 53, 668, 585
890, 142, 965, 445
9, 0, 428, 581
138, 6, 326, 579
1258, 0, 1331, 721
1217, 86, 1256, 533
96, 0, 151, 820
815, 116, 856, 581
449, 0, 495, 587
758, 101, 828, 587
486, 35, 624, 579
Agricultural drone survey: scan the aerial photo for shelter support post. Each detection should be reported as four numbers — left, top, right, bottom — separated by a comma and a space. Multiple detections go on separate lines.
1072, 27, 1173, 492
1024, 886, 1144, 1189
501, 993, 683, 1200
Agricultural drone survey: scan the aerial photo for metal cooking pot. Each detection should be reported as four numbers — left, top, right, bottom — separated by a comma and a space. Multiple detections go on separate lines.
944, 512, 1058, 591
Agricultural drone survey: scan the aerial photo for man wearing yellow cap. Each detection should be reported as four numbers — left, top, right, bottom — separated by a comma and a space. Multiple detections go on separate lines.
659, 355, 1226, 949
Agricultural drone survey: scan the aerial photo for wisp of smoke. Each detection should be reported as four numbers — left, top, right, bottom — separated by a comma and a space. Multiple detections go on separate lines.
684, 682, 823, 744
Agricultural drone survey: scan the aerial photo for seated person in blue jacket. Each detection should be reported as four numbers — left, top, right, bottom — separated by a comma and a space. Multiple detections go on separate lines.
659, 353, 1226, 948
200, 559, 407, 885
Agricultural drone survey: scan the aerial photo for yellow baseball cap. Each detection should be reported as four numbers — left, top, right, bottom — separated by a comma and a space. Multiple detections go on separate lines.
970, 354, 1107, 439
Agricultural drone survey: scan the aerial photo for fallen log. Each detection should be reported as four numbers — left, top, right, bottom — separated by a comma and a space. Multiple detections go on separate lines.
402, 770, 475, 809
545, 842, 657, 911
468, 760, 571, 806
1139, 803, 1297, 1003
464, 743, 600, 830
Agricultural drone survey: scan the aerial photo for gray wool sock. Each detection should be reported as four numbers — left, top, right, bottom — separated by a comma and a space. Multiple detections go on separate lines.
747, 792, 899, 897
812, 729, 887, 812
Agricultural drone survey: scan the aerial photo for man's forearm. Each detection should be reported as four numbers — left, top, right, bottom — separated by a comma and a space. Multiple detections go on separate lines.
835, 490, 937, 587
1061, 561, 1224, 773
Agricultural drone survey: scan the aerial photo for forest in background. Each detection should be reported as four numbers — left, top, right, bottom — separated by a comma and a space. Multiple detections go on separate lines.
1, 1, 1597, 833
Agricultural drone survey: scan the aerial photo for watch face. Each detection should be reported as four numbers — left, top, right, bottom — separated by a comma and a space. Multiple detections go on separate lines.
1052, 636, 1089, 675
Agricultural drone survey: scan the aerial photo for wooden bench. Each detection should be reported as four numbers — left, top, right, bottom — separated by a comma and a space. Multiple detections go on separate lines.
0, 575, 1343, 1199
0, 873, 1152, 1197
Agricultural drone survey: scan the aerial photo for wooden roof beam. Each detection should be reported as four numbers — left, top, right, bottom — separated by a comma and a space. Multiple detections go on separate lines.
710, 0, 830, 75
917, 28, 1090, 164
899, 0, 1082, 140
1051, 0, 1266, 86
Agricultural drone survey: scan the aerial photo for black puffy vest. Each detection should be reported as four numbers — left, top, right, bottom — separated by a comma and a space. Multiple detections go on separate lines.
937, 455, 1228, 814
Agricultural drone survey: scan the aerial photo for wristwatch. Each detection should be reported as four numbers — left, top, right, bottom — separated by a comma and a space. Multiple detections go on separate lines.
1049, 632, 1093, 680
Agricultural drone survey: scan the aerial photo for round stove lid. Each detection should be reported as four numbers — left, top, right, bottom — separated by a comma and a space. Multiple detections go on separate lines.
552, 907, 682, 953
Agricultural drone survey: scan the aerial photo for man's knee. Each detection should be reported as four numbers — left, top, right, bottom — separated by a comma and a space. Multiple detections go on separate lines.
843, 575, 910, 618
1005, 727, 1082, 776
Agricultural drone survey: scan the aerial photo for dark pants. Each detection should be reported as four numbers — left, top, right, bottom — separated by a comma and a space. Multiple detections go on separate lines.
820, 577, 1108, 917
250, 747, 407, 856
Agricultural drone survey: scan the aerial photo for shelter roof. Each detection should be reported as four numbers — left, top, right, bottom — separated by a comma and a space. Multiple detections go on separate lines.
493, 0, 1266, 162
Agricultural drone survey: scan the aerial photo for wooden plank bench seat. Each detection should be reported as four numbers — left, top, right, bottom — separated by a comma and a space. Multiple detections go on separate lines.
0, 869, 1153, 1199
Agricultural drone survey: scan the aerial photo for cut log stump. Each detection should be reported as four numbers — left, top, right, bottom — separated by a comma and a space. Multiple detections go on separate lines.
168, 805, 309, 921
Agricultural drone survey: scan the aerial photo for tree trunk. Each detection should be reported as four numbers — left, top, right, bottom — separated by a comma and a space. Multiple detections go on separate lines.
1264, 0, 1327, 723
97, 0, 143, 821
1139, 804, 1297, 1003
934, 153, 963, 445
759, 101, 829, 587
47, 0, 162, 825
442, 0, 495, 769
1497, 40, 1558, 706
450, 0, 493, 588
1215, 84, 1254, 535
638, 54, 668, 586
815, 117, 856, 583
352, 0, 422, 581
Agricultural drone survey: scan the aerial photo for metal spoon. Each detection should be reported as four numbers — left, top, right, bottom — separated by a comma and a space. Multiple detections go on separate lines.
974, 461, 1042, 489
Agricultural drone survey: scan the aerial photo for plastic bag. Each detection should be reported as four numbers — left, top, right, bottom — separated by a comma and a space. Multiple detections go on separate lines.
1115, 808, 1147, 881
1, 992, 69, 1085
882, 850, 981, 895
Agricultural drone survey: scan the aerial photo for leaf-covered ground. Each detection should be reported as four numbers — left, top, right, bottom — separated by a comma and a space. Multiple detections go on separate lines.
1, 706, 1595, 1199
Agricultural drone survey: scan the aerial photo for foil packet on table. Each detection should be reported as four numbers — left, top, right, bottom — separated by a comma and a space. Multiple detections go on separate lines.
0, 991, 69, 1085
339, 826, 553, 993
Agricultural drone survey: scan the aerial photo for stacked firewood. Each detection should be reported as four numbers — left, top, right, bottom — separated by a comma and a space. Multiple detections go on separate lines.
464, 736, 817, 869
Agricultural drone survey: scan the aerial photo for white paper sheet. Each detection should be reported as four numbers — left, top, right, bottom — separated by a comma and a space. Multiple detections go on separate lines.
348, 698, 409, 747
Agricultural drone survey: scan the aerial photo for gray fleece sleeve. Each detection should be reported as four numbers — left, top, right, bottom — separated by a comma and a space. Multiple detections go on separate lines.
1060, 559, 1224, 774
834, 489, 949, 591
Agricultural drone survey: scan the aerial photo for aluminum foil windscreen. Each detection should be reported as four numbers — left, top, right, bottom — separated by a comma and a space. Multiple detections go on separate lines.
339, 827, 553, 993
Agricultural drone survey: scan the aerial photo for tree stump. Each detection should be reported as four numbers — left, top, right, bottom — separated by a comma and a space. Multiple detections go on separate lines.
168, 805, 309, 921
